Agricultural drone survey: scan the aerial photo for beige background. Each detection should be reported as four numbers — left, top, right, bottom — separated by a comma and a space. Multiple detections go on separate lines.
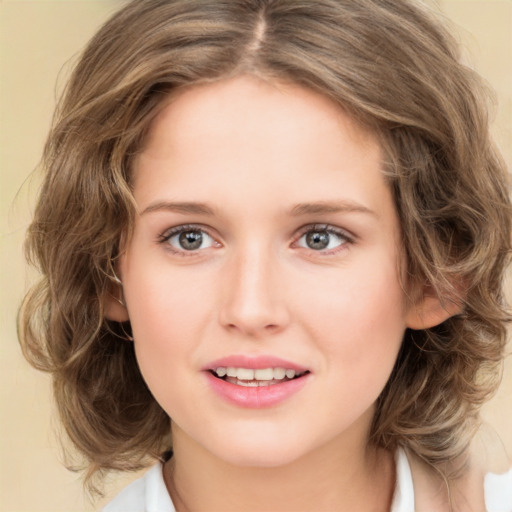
1, 1, 511, 511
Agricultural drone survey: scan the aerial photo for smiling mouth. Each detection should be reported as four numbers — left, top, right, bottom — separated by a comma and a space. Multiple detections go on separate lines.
210, 367, 309, 387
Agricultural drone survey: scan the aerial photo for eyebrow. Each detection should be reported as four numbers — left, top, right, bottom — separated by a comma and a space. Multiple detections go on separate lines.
141, 201, 216, 216
141, 200, 376, 218
290, 201, 376, 217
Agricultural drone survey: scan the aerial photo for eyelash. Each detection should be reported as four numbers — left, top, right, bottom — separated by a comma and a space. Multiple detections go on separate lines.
157, 223, 355, 256
294, 224, 354, 255
157, 224, 217, 256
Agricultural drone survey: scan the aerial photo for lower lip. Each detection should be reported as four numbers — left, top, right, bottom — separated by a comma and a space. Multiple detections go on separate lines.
205, 372, 310, 408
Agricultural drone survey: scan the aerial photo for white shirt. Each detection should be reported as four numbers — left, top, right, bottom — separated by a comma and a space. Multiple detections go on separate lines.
103, 449, 512, 512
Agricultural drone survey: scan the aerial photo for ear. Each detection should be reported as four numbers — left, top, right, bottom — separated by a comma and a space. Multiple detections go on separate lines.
104, 282, 130, 323
405, 284, 463, 330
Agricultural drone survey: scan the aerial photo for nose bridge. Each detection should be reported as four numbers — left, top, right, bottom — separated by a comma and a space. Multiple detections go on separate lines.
220, 240, 289, 335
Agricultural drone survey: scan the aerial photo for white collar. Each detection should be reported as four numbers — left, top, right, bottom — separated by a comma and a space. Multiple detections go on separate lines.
104, 448, 416, 512
103, 447, 512, 512
391, 447, 415, 512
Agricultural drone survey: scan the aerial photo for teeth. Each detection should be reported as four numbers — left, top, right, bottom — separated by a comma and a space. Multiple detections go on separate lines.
273, 367, 286, 379
254, 368, 274, 380
236, 380, 259, 387
237, 368, 254, 380
215, 367, 227, 377
213, 366, 303, 381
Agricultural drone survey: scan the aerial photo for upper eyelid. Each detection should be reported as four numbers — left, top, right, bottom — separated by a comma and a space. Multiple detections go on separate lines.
158, 223, 215, 241
295, 223, 355, 241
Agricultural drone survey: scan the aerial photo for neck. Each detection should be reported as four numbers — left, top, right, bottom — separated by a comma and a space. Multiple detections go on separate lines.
164, 423, 395, 512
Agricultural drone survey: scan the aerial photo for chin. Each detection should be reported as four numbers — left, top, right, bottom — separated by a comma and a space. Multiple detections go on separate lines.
217, 443, 304, 469
202, 425, 311, 469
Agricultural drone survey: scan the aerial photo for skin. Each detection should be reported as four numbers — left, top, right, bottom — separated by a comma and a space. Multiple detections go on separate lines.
107, 74, 453, 511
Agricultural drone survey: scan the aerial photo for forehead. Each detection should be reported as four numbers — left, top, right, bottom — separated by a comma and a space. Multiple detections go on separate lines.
133, 75, 385, 204
142, 75, 376, 152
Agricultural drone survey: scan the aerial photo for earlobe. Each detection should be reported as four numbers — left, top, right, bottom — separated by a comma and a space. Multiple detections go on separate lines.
405, 289, 463, 330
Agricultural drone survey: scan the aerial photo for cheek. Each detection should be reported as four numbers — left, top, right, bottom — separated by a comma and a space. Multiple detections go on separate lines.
124, 250, 212, 333
297, 256, 406, 371
121, 259, 214, 389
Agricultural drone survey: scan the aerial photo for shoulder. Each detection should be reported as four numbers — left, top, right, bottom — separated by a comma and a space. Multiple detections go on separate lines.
460, 426, 512, 512
102, 463, 176, 512
400, 427, 512, 512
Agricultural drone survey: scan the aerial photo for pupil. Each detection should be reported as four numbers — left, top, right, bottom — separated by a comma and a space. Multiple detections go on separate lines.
306, 231, 329, 250
179, 230, 202, 250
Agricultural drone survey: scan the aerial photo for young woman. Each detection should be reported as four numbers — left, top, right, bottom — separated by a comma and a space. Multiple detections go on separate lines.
19, 1, 512, 510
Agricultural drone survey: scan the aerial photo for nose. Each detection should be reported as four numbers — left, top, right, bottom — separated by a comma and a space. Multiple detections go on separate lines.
219, 244, 290, 337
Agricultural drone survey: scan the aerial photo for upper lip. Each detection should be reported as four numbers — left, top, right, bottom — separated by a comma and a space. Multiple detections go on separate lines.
204, 355, 309, 372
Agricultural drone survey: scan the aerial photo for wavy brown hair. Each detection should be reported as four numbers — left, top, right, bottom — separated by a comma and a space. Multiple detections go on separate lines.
19, 0, 511, 492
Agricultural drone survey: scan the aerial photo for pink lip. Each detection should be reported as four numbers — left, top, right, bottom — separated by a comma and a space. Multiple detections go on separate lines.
203, 355, 311, 409
204, 355, 308, 372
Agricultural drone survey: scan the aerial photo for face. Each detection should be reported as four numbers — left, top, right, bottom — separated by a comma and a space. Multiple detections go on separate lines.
118, 74, 412, 468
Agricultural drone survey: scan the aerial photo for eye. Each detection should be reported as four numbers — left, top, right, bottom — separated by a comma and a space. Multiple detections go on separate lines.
160, 226, 216, 252
296, 225, 351, 252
